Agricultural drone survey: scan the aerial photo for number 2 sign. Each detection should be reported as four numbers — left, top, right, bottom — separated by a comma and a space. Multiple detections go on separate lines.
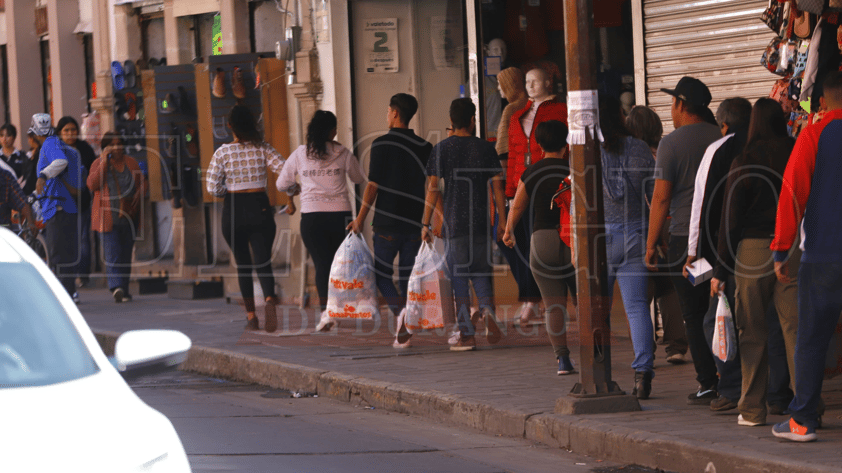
364, 18, 399, 73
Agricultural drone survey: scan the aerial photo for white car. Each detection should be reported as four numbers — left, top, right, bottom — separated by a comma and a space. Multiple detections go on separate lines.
0, 226, 192, 472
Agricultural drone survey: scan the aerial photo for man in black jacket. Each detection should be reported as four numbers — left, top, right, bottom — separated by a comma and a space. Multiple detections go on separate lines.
683, 97, 751, 411
348, 93, 432, 347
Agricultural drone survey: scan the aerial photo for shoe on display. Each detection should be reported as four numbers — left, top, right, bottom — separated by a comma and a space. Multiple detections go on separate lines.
232, 66, 246, 99
212, 67, 227, 98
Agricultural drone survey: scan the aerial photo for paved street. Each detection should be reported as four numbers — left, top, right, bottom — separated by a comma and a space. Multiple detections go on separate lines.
133, 370, 659, 473
79, 286, 842, 473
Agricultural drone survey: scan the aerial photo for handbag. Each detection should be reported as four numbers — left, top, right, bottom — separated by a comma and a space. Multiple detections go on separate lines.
762, 0, 785, 33
797, 0, 826, 15
761, 37, 785, 74
793, 9, 817, 38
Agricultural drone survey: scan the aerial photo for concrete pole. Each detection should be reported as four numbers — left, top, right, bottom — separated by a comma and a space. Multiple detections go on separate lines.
6, 0, 45, 131
556, 0, 635, 413
220, 0, 250, 54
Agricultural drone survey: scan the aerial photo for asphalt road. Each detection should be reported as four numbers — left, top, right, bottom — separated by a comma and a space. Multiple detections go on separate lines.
131, 370, 664, 473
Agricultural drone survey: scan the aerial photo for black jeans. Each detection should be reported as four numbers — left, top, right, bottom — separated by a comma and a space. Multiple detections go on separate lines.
668, 235, 718, 389
300, 211, 352, 310
221, 192, 277, 313
495, 209, 541, 300
44, 209, 80, 296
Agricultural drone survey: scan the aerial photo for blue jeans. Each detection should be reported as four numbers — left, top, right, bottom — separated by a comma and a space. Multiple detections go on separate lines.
445, 235, 495, 337
789, 262, 842, 428
100, 222, 135, 292
605, 222, 654, 374
373, 230, 422, 317
702, 275, 742, 401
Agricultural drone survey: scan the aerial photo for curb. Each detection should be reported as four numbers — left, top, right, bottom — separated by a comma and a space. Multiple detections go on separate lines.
96, 331, 842, 473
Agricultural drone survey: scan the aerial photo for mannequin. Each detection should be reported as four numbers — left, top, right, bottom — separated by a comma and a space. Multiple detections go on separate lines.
501, 66, 568, 325
620, 91, 635, 117
484, 39, 507, 139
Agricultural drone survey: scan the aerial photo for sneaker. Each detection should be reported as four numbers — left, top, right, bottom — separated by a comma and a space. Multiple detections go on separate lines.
244, 316, 260, 331
392, 309, 412, 348
315, 315, 335, 332
72, 292, 81, 304
120, 293, 133, 303
737, 414, 764, 426
687, 386, 718, 405
666, 353, 686, 364
557, 356, 575, 375
710, 396, 738, 412
112, 287, 125, 303
772, 418, 817, 442
450, 335, 476, 351
447, 329, 461, 346
483, 308, 503, 345
264, 296, 278, 333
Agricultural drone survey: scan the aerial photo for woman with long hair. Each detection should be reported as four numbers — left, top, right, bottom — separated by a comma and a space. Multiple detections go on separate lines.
502, 120, 576, 375
276, 110, 366, 330
599, 95, 657, 399
711, 97, 798, 427
56, 116, 98, 290
206, 105, 289, 332
86, 132, 146, 303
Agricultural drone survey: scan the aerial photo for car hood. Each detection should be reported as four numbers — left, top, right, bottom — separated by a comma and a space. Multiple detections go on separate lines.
0, 370, 189, 472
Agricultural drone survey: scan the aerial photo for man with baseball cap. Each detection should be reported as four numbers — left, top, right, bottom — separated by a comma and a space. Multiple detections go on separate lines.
32, 113, 85, 301
645, 77, 722, 405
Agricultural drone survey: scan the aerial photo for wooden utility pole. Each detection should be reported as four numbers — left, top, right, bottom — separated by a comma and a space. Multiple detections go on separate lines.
561, 0, 625, 401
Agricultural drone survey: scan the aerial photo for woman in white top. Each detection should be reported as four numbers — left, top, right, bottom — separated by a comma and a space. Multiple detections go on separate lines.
206, 105, 289, 332
276, 110, 366, 321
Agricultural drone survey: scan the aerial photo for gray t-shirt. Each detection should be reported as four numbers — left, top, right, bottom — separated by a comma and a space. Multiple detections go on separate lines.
655, 122, 721, 236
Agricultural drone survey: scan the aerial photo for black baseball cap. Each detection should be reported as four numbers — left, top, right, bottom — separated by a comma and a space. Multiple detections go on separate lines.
660, 76, 712, 108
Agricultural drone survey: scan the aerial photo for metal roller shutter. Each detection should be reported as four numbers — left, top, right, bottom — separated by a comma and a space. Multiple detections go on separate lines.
638, 0, 777, 132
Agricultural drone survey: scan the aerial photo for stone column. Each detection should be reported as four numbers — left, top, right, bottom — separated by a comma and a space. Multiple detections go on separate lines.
46, 0, 88, 120
90, 0, 114, 132
220, 0, 249, 54
163, 0, 193, 65
6, 0, 45, 130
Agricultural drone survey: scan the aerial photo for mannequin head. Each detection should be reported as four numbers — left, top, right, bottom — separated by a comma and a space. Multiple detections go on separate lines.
497, 67, 526, 102
488, 38, 507, 62
525, 68, 552, 102
619, 91, 635, 116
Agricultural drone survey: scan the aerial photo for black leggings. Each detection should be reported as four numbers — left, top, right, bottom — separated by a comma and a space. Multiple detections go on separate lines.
221, 192, 277, 313
300, 211, 351, 310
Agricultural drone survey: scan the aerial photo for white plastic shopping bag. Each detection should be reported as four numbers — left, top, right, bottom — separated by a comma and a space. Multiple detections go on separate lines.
404, 241, 452, 333
322, 233, 379, 325
712, 293, 737, 362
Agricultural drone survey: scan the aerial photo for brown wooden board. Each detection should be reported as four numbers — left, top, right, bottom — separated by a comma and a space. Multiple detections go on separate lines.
142, 70, 163, 201
196, 52, 288, 205
258, 57, 291, 207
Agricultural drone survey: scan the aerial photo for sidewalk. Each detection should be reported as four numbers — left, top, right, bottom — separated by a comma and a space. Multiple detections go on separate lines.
77, 287, 842, 473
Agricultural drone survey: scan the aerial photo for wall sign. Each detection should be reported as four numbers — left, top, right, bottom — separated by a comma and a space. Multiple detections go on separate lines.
364, 18, 398, 73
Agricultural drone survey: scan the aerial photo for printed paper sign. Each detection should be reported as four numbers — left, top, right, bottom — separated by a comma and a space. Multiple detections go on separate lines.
364, 18, 398, 73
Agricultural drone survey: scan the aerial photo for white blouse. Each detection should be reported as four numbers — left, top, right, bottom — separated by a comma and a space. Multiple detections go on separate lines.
275, 142, 365, 213
206, 142, 285, 196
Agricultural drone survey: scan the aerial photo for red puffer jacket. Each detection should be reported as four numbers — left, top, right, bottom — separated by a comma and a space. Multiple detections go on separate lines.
506, 98, 567, 197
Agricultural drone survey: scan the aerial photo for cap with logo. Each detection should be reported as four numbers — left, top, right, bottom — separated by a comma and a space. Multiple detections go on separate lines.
660, 76, 712, 108
29, 113, 54, 137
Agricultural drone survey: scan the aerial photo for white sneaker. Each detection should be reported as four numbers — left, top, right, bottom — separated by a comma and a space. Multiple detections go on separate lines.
315, 311, 335, 332
737, 414, 764, 426
448, 326, 461, 346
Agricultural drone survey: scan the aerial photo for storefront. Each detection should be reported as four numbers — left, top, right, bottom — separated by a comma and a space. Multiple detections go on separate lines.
348, 0, 636, 159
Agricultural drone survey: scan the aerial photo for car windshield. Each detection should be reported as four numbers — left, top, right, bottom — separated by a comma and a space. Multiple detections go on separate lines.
0, 262, 99, 388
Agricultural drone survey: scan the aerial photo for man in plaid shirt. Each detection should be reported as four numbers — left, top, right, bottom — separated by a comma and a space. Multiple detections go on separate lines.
0, 168, 33, 227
